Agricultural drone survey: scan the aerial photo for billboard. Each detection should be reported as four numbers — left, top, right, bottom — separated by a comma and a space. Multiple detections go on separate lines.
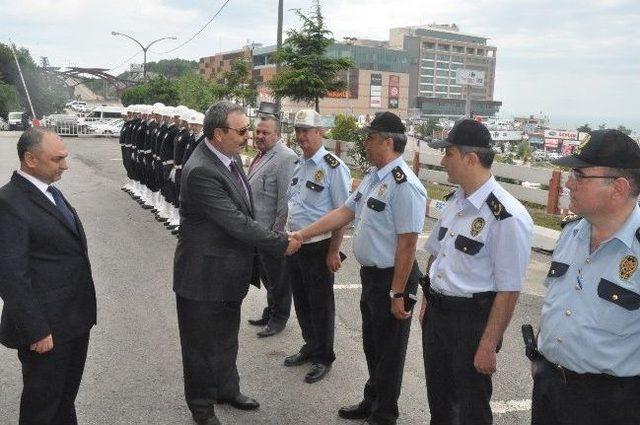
370, 73, 382, 108
455, 69, 485, 87
388, 75, 400, 109
544, 129, 578, 140
327, 69, 359, 99
490, 130, 524, 141
544, 138, 560, 148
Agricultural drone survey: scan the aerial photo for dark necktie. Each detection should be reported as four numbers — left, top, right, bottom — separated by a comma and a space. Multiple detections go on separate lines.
47, 186, 77, 231
249, 152, 264, 174
229, 161, 248, 200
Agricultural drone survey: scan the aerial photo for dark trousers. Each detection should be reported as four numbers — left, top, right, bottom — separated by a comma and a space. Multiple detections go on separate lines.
176, 296, 241, 417
360, 264, 419, 425
288, 238, 335, 365
17, 332, 90, 425
258, 250, 291, 327
531, 358, 640, 425
422, 294, 494, 425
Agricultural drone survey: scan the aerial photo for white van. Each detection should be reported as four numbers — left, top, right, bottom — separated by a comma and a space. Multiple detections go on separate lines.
8, 111, 26, 130
83, 105, 125, 122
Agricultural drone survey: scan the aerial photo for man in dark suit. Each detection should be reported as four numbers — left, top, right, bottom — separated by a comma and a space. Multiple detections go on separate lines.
0, 128, 97, 425
173, 100, 300, 425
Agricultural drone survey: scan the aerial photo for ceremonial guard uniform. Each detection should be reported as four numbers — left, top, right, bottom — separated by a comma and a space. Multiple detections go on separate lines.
285, 109, 350, 383
422, 119, 533, 425
531, 130, 640, 425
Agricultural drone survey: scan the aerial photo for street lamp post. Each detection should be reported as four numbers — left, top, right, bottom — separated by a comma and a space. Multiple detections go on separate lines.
111, 32, 176, 81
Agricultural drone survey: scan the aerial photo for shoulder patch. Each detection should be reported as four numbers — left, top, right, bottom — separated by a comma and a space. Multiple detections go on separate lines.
486, 193, 512, 221
323, 153, 339, 168
444, 189, 456, 201
392, 166, 407, 184
636, 227, 640, 244
560, 214, 582, 229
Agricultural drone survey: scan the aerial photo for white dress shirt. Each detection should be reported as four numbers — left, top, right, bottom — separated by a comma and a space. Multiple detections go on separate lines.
17, 170, 55, 205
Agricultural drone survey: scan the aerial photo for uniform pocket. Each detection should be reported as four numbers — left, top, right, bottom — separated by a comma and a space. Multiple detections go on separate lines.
366, 197, 386, 212
547, 261, 569, 278
595, 278, 640, 336
454, 235, 484, 255
597, 278, 640, 311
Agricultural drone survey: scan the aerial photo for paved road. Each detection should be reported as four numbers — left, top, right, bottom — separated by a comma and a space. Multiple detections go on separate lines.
0, 133, 550, 424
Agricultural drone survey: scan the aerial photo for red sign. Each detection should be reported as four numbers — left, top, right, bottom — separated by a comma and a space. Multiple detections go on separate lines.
388, 75, 399, 109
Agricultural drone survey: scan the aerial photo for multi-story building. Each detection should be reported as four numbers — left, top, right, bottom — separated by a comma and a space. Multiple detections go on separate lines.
389, 24, 501, 117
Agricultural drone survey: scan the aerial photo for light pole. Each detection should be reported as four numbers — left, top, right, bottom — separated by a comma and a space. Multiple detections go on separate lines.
111, 32, 176, 81
275, 0, 283, 112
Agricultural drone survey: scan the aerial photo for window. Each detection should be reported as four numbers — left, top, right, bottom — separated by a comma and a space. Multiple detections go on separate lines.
421, 59, 435, 67
421, 84, 434, 91
451, 55, 463, 63
477, 49, 484, 56
421, 68, 434, 75
436, 85, 448, 92
423, 52, 435, 59
466, 47, 475, 54
436, 77, 449, 84
437, 54, 451, 61
453, 46, 464, 53
436, 69, 449, 77
439, 44, 450, 51
421, 76, 434, 83
423, 42, 435, 49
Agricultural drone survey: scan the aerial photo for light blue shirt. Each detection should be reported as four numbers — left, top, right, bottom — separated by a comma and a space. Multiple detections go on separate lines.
424, 176, 534, 296
287, 145, 350, 233
539, 205, 640, 376
345, 156, 427, 268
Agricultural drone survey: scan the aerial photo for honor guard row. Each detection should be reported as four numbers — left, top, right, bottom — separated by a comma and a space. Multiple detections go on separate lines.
119, 103, 205, 235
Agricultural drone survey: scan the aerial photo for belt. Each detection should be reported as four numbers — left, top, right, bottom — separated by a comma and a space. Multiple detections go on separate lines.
162, 160, 174, 165
428, 289, 495, 312
541, 357, 640, 385
361, 265, 394, 274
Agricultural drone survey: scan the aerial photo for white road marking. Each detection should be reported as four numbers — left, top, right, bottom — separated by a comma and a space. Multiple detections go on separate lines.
334, 284, 362, 290
491, 399, 531, 414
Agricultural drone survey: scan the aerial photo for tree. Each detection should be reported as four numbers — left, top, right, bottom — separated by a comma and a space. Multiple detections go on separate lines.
220, 60, 257, 107
577, 123, 591, 133
176, 73, 224, 112
516, 141, 533, 163
268, 0, 353, 111
414, 118, 442, 139
598, 123, 607, 130
118, 58, 198, 80
326, 114, 368, 175
120, 76, 179, 106
0, 83, 19, 118
617, 125, 632, 136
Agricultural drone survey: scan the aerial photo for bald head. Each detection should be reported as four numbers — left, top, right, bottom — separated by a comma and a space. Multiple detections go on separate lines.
18, 128, 69, 184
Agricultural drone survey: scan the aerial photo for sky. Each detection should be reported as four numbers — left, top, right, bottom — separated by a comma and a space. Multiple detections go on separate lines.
1, 0, 638, 131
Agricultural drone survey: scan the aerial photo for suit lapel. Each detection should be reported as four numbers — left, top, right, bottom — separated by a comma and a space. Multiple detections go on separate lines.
248, 148, 277, 180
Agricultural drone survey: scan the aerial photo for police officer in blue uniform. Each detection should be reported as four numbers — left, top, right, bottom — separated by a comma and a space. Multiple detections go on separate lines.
290, 112, 427, 424
283, 109, 351, 384
531, 129, 640, 425
420, 119, 534, 425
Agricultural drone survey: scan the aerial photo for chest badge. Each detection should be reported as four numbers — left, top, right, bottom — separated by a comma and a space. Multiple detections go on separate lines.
378, 184, 388, 197
619, 255, 638, 280
314, 169, 324, 182
470, 217, 485, 237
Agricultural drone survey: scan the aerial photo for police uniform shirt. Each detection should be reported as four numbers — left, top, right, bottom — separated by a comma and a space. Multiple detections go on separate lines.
287, 145, 350, 237
424, 176, 534, 297
345, 156, 427, 268
538, 206, 640, 376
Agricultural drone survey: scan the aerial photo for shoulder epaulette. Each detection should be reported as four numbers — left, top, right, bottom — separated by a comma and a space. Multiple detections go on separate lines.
560, 214, 582, 229
323, 153, 339, 168
636, 227, 640, 243
486, 193, 512, 220
443, 189, 456, 201
392, 166, 407, 184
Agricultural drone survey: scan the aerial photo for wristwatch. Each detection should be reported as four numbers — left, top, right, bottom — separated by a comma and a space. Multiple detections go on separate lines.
389, 290, 404, 299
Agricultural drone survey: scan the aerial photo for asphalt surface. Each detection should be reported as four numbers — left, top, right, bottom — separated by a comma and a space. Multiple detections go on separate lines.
0, 132, 551, 424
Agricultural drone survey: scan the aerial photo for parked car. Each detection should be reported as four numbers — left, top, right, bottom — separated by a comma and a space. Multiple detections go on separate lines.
65, 100, 88, 111
0, 117, 8, 131
88, 119, 123, 137
8, 111, 27, 130
84, 105, 125, 122
45, 114, 89, 136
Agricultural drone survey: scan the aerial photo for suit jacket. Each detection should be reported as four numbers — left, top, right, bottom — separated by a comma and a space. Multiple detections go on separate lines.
247, 140, 298, 231
0, 172, 96, 349
173, 141, 289, 302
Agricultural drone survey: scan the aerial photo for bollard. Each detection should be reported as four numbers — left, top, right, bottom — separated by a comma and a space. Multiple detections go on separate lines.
547, 170, 562, 214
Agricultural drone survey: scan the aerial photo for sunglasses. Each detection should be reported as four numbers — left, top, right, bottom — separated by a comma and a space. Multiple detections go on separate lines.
221, 126, 249, 136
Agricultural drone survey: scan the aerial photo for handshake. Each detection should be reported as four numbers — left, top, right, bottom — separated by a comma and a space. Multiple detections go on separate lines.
285, 231, 304, 256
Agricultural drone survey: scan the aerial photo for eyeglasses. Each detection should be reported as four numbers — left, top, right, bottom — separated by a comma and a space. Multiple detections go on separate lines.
221, 126, 249, 136
570, 169, 620, 180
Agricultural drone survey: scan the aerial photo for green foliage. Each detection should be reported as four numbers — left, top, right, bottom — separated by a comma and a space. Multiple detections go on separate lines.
175, 73, 224, 112
219, 60, 257, 106
516, 141, 533, 163
0, 83, 19, 118
120, 76, 179, 106
577, 123, 591, 133
268, 0, 353, 111
414, 118, 442, 139
118, 58, 197, 80
326, 114, 368, 174
617, 125, 632, 136
0, 42, 68, 117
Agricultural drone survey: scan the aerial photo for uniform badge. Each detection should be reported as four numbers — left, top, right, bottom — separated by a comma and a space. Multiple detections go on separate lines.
619, 255, 638, 280
470, 217, 485, 237
378, 184, 388, 197
314, 169, 324, 182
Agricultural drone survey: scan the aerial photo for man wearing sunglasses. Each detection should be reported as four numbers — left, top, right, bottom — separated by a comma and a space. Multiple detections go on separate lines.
173, 101, 301, 425
531, 129, 640, 425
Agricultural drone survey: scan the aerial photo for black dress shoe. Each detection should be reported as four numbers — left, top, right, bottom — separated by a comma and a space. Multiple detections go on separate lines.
284, 351, 312, 367
338, 402, 371, 420
192, 412, 221, 425
216, 393, 259, 410
305, 363, 331, 383
257, 324, 284, 338
248, 317, 269, 326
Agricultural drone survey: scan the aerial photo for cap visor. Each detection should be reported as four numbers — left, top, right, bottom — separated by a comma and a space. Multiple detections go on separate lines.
551, 155, 594, 168
428, 139, 452, 149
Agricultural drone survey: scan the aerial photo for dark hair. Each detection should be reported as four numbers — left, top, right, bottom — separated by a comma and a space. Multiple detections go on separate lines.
457, 145, 495, 168
376, 131, 407, 153
612, 168, 640, 197
260, 115, 281, 133
17, 127, 50, 161
202, 101, 245, 139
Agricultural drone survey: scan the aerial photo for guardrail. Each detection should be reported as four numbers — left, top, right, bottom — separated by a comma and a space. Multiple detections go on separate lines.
44, 122, 90, 137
